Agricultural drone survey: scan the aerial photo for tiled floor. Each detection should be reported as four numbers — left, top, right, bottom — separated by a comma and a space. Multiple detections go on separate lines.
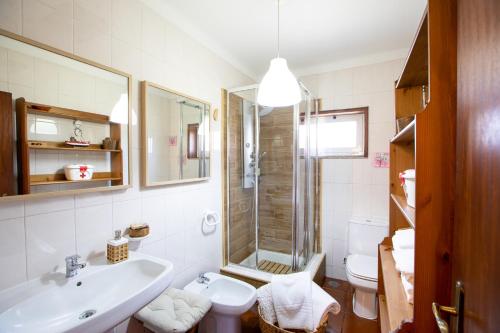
241, 278, 378, 333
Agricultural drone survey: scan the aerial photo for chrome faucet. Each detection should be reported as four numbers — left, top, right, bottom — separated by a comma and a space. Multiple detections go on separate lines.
197, 272, 210, 284
65, 254, 86, 278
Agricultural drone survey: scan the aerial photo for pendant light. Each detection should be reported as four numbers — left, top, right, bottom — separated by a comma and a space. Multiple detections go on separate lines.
257, 0, 301, 107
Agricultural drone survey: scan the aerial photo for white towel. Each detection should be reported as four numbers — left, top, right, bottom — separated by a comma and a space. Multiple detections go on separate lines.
393, 229, 415, 250
257, 284, 277, 324
271, 272, 313, 330
311, 283, 341, 328
401, 272, 414, 304
259, 282, 341, 329
392, 249, 414, 274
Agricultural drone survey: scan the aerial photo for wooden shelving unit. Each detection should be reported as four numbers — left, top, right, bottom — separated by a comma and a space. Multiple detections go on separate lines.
379, 1, 457, 332
378, 6, 428, 333
16, 99, 124, 194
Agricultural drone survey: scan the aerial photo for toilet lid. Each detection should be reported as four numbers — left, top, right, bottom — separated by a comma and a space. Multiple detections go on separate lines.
346, 254, 378, 282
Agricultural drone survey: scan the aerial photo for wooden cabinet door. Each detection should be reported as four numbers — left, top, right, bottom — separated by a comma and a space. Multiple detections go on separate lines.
448, 0, 500, 332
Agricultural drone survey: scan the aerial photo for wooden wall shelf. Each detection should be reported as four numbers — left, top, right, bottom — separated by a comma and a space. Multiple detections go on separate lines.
391, 120, 415, 144
30, 172, 121, 186
379, 243, 414, 331
16, 98, 124, 194
391, 194, 416, 228
28, 141, 121, 153
26, 102, 110, 124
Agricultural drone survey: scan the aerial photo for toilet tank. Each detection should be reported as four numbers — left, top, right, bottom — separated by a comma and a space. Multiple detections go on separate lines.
348, 217, 388, 257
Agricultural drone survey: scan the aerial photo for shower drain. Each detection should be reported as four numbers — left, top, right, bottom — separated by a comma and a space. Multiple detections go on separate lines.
79, 309, 96, 320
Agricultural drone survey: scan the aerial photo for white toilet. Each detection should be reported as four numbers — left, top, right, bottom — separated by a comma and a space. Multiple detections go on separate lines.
345, 218, 388, 320
184, 272, 256, 333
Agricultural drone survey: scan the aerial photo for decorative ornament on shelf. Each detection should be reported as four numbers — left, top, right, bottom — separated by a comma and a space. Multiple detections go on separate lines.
65, 120, 90, 147
257, 0, 301, 107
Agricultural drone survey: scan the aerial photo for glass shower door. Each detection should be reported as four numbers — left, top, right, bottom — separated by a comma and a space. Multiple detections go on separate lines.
226, 87, 258, 268
226, 84, 316, 272
295, 87, 315, 270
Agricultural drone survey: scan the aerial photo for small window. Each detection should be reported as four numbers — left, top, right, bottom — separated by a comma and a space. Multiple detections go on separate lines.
301, 107, 368, 158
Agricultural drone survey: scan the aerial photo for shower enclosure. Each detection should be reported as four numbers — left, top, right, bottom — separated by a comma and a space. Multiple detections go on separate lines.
225, 84, 318, 273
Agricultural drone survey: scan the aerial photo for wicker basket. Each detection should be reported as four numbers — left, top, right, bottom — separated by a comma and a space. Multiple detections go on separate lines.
129, 224, 149, 238
257, 306, 328, 333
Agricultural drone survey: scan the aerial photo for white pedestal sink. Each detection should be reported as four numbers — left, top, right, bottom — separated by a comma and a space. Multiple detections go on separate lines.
0, 252, 174, 333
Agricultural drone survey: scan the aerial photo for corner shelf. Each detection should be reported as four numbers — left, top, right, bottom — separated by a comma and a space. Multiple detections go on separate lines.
379, 243, 414, 332
391, 194, 415, 228
28, 141, 121, 153
391, 120, 415, 144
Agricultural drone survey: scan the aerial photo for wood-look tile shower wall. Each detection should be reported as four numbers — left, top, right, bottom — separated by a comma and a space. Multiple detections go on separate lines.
258, 107, 294, 254
228, 93, 255, 264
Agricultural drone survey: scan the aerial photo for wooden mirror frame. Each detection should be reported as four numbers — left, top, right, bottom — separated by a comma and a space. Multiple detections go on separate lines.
140, 81, 211, 187
0, 29, 133, 202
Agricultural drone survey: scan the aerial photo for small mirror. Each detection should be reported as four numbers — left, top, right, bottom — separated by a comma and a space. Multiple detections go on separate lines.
141, 81, 210, 186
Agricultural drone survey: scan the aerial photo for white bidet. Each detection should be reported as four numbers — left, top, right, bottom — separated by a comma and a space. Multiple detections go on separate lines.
184, 272, 256, 333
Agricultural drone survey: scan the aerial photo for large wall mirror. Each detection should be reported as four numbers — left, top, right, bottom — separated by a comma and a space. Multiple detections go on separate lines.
141, 81, 210, 186
0, 30, 131, 200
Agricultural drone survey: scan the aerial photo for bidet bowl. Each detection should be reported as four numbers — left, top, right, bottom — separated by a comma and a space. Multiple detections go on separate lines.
201, 275, 256, 315
184, 272, 256, 333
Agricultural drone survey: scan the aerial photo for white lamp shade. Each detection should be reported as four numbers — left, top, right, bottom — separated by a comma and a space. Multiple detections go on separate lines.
257, 57, 301, 107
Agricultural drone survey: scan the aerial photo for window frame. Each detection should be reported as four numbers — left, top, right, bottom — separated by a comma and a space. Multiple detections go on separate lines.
305, 106, 369, 159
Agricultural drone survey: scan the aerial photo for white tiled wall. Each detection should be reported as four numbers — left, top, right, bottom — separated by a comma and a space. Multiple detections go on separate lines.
300, 59, 404, 280
0, 2, 252, 328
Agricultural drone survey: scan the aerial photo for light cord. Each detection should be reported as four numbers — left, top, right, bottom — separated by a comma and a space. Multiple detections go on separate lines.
277, 0, 280, 58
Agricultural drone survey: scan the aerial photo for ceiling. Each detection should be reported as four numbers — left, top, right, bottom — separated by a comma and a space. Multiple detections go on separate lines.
142, 0, 427, 80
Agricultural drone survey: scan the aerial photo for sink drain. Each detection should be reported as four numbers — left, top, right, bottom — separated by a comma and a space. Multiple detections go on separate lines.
79, 309, 96, 320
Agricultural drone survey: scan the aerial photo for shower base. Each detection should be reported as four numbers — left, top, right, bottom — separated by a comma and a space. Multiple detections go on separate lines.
220, 252, 325, 288
239, 249, 296, 268
257, 260, 292, 274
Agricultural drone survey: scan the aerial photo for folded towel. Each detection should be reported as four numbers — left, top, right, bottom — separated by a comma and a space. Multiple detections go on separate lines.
401, 272, 414, 304
392, 229, 415, 250
392, 249, 414, 274
258, 281, 340, 330
257, 284, 277, 324
272, 272, 313, 330
311, 282, 341, 328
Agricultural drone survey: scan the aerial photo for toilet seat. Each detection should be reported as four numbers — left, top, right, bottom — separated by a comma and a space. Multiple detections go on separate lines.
346, 254, 378, 291
346, 254, 377, 281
